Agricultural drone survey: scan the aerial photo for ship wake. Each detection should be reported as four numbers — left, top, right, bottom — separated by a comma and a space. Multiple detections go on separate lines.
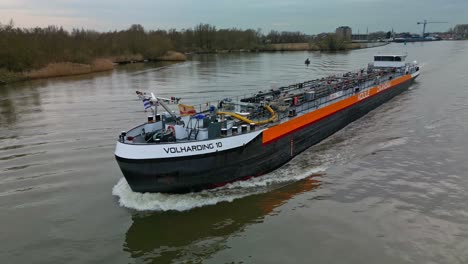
112, 165, 327, 212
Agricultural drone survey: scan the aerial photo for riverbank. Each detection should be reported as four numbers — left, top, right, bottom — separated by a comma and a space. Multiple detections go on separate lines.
0, 51, 187, 85
0, 42, 388, 85
25, 59, 114, 79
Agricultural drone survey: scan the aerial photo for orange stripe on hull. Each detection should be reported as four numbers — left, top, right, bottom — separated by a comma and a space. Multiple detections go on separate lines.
262, 74, 413, 144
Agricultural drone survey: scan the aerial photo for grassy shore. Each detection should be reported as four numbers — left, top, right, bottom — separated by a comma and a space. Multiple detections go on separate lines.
0, 40, 384, 85
25, 58, 114, 79
157, 51, 187, 61
0, 51, 187, 84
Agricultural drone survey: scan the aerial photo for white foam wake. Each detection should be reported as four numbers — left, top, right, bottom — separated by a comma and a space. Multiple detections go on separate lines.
222, 165, 328, 189
112, 177, 258, 211
112, 165, 327, 212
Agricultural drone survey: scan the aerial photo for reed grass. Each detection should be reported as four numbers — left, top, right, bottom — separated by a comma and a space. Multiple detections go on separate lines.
26, 59, 113, 79
157, 51, 187, 61
90, 58, 114, 72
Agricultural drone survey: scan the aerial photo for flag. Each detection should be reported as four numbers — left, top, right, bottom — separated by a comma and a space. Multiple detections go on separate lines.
178, 104, 196, 116
143, 98, 152, 111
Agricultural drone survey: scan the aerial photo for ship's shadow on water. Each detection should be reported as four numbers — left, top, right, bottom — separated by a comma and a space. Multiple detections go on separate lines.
122, 175, 322, 263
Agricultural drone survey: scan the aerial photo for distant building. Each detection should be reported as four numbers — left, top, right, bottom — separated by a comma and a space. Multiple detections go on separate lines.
336, 26, 352, 40
437, 32, 455, 40
454, 24, 468, 39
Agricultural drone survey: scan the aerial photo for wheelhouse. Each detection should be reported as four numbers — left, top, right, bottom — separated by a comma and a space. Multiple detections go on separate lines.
373, 55, 406, 68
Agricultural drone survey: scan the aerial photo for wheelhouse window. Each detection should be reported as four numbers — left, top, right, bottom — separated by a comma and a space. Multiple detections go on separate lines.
374, 56, 402, 62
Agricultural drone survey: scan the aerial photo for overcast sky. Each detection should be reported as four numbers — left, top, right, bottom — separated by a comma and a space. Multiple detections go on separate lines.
0, 0, 465, 34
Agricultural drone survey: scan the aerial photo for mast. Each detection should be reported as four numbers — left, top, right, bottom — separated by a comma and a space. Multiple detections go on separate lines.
151, 92, 178, 120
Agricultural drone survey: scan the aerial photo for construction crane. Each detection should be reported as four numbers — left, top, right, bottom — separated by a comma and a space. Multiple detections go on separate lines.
417, 20, 448, 37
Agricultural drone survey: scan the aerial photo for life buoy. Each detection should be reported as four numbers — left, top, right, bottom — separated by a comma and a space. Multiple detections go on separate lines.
166, 125, 176, 136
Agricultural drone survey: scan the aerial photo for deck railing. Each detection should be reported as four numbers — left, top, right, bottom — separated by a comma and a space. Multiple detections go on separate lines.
191, 65, 416, 115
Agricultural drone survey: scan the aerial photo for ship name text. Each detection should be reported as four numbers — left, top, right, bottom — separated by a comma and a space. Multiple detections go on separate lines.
377, 81, 392, 92
163, 142, 223, 154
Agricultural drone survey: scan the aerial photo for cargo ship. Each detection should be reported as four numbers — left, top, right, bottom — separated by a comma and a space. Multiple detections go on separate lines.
115, 55, 420, 193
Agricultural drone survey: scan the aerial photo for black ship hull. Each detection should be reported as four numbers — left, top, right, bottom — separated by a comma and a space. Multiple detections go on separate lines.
116, 74, 418, 193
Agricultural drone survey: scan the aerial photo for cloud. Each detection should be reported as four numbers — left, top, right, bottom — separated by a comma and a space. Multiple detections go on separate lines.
0, 8, 104, 29
0, 0, 463, 33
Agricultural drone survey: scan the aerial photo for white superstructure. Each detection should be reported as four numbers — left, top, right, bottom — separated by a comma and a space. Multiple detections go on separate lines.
373, 55, 407, 68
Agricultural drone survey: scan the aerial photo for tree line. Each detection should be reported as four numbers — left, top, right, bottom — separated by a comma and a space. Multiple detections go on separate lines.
0, 20, 315, 73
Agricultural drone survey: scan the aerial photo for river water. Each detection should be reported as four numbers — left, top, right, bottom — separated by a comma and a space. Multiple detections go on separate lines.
1, 41, 468, 263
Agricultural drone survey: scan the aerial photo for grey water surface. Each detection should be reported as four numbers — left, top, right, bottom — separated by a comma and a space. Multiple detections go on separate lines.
1, 41, 468, 264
